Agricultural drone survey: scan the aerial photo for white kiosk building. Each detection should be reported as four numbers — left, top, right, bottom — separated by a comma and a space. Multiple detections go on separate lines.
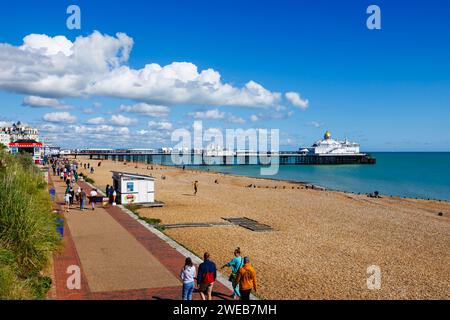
112, 171, 155, 205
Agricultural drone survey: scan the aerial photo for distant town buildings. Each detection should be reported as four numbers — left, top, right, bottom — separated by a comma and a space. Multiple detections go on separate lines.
0, 121, 40, 145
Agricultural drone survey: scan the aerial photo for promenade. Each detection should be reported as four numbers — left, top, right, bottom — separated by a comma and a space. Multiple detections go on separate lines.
48, 173, 232, 300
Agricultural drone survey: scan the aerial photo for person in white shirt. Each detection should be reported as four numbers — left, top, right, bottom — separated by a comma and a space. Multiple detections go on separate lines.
89, 189, 98, 210
180, 257, 196, 300
76, 187, 81, 203
64, 192, 72, 212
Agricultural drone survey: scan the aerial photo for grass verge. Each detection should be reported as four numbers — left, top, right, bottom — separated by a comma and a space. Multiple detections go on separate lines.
125, 204, 165, 231
0, 152, 61, 299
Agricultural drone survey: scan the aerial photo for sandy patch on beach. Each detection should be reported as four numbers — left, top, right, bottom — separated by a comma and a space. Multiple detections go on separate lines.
75, 157, 450, 299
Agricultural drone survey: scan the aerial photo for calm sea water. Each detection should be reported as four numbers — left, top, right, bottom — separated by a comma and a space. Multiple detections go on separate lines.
189, 153, 450, 201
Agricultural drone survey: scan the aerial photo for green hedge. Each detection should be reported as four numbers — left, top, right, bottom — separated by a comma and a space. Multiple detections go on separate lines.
0, 152, 60, 299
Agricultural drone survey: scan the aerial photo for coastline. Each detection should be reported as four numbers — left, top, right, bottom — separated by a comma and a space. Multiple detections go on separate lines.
74, 157, 450, 299
185, 160, 450, 202
173, 164, 450, 203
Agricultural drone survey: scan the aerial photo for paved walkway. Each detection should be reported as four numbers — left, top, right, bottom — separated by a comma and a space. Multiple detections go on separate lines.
49, 173, 232, 300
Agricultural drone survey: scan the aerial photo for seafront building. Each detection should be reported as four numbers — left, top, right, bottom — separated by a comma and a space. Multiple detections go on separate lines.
0, 121, 44, 163
1, 121, 40, 142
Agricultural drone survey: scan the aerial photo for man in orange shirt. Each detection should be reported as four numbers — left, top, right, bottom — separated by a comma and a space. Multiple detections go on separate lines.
235, 256, 257, 300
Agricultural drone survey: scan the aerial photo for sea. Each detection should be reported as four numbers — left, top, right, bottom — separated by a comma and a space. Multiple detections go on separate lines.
187, 152, 450, 201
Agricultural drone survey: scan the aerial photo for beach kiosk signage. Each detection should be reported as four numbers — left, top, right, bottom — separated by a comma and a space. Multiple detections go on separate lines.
111, 171, 155, 205
9, 140, 43, 164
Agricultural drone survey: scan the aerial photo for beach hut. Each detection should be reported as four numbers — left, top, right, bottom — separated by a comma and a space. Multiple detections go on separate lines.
112, 171, 155, 204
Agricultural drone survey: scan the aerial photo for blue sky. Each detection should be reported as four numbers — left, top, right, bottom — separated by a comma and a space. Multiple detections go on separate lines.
0, 0, 449, 151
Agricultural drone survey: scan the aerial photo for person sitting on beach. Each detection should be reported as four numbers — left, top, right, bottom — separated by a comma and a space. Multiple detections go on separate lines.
235, 257, 257, 301
197, 252, 217, 300
180, 257, 196, 300
221, 247, 243, 300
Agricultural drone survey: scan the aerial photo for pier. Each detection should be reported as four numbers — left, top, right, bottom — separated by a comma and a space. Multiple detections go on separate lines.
69, 150, 376, 166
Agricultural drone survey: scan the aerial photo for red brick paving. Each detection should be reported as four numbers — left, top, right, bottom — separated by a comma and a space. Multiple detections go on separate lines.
49, 174, 92, 300
50, 172, 232, 300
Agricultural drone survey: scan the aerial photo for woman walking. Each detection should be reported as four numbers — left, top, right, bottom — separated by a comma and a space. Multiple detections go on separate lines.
221, 247, 243, 300
180, 257, 196, 300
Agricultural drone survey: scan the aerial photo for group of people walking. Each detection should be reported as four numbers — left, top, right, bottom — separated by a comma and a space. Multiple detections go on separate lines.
180, 248, 257, 301
50, 158, 101, 212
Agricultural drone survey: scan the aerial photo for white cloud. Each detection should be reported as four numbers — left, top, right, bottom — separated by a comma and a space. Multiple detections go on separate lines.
0, 121, 12, 127
118, 127, 130, 135
148, 120, 173, 131
250, 115, 259, 122
82, 108, 95, 114
20, 34, 74, 56
227, 114, 246, 125
137, 129, 149, 135
188, 108, 245, 124
188, 109, 225, 120
86, 117, 106, 125
39, 123, 61, 132
0, 31, 289, 108
23, 95, 72, 109
249, 105, 293, 122
81, 102, 102, 114
39, 123, 172, 149
71, 125, 114, 134
307, 121, 323, 128
43, 112, 76, 123
285, 92, 309, 109
119, 103, 169, 117
110, 114, 137, 126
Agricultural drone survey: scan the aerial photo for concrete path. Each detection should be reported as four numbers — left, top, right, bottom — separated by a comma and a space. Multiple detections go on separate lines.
49, 173, 233, 300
